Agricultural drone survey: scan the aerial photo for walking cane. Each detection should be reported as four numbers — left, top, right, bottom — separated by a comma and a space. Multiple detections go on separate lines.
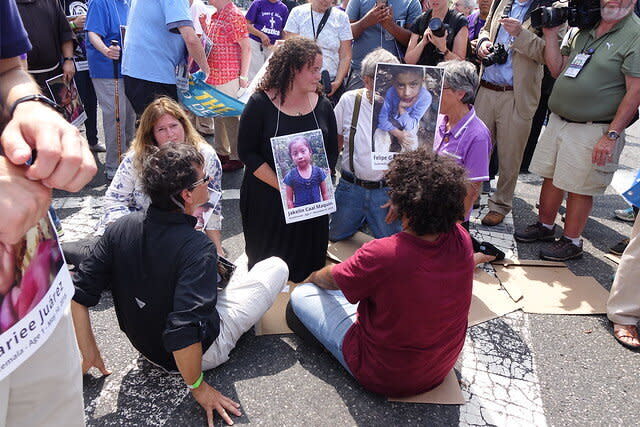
111, 40, 122, 161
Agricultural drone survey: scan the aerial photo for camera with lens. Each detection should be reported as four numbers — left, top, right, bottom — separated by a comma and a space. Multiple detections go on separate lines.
481, 43, 508, 66
531, 0, 601, 30
428, 17, 450, 38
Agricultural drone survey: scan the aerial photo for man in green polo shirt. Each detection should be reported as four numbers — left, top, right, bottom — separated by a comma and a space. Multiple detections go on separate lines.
515, 0, 640, 261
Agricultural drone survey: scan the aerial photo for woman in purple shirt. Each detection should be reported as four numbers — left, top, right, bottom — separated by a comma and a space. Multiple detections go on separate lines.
434, 60, 496, 264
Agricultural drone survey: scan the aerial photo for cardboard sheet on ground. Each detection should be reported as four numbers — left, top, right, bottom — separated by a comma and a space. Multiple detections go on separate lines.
604, 253, 621, 265
469, 270, 521, 326
255, 281, 298, 336
494, 265, 608, 314
494, 259, 566, 268
388, 370, 464, 404
327, 232, 374, 263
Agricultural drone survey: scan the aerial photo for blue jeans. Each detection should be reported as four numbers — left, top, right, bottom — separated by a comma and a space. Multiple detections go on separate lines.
329, 178, 401, 241
290, 283, 357, 373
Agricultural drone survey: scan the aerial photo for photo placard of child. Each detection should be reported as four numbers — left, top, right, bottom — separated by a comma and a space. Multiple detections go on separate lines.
371, 63, 444, 170
270, 129, 336, 224
45, 74, 87, 128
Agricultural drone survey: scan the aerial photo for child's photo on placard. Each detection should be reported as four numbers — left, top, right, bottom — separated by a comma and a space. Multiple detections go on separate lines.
271, 129, 336, 224
45, 74, 87, 128
371, 63, 444, 170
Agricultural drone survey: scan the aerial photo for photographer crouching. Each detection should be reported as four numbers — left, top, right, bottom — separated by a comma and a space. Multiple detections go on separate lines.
474, 0, 563, 227
515, 0, 640, 260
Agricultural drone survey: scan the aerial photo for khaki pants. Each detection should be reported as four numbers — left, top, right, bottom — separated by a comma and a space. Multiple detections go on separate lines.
213, 79, 241, 161
607, 215, 640, 325
248, 38, 272, 83
475, 86, 533, 216
202, 257, 288, 370
0, 310, 85, 426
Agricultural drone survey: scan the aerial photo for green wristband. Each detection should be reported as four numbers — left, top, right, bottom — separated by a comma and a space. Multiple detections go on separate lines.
70, 21, 77, 31
187, 372, 204, 390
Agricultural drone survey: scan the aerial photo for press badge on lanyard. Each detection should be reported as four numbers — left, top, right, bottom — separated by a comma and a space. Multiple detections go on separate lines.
564, 51, 592, 78
176, 63, 189, 92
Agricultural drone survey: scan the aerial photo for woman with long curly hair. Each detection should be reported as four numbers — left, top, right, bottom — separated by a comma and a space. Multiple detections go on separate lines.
238, 37, 338, 282
63, 97, 224, 268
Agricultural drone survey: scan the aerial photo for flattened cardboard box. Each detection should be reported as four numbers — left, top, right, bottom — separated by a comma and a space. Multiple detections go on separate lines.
494, 265, 608, 314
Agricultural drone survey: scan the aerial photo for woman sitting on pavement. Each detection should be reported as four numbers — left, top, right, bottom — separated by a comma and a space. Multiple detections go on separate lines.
434, 60, 497, 264
63, 97, 223, 267
288, 149, 474, 397
329, 48, 402, 241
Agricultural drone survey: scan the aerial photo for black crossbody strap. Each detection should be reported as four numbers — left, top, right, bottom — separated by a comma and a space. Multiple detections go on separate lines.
348, 89, 364, 175
311, 6, 332, 40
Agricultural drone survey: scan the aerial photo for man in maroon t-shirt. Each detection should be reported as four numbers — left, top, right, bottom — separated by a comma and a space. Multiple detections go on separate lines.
288, 149, 474, 397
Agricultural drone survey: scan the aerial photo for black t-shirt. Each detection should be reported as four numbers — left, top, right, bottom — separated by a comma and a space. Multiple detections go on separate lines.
58, 0, 88, 64
16, 0, 74, 70
409, 9, 468, 66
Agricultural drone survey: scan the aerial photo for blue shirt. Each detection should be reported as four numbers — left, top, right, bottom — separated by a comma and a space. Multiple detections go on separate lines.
346, 0, 422, 70
482, 0, 533, 86
283, 165, 327, 207
121, 0, 193, 84
1, 0, 31, 59
86, 0, 129, 79
377, 86, 431, 132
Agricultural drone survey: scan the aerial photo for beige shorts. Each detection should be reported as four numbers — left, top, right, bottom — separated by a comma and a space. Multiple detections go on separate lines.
529, 113, 625, 196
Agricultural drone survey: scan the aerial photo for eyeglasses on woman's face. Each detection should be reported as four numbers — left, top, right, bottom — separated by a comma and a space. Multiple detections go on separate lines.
189, 174, 211, 190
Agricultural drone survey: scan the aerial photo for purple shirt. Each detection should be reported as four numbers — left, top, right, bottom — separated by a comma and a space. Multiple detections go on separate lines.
1, 0, 32, 59
245, 0, 289, 44
467, 11, 486, 41
434, 107, 491, 219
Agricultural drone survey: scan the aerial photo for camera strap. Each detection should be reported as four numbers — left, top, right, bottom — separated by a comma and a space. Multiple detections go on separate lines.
311, 6, 332, 40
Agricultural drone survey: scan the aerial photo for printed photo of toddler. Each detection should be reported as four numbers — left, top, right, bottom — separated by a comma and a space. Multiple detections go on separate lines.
374, 66, 431, 152
284, 136, 328, 209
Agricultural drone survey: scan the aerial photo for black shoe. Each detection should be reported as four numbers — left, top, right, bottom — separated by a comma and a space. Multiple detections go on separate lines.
609, 238, 630, 256
540, 236, 583, 261
514, 222, 556, 243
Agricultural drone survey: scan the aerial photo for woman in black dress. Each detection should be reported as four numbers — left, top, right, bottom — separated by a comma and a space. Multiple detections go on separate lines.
238, 38, 338, 282
404, 0, 469, 66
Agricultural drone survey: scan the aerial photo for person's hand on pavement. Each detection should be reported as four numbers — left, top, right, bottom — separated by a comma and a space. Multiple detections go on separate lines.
1, 100, 97, 192
474, 252, 496, 266
0, 158, 52, 245
191, 381, 242, 426
80, 341, 111, 376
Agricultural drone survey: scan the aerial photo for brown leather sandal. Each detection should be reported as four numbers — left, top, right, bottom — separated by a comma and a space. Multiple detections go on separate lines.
613, 324, 640, 350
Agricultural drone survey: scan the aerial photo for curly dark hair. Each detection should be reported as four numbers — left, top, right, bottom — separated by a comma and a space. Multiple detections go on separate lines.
141, 143, 204, 211
385, 148, 467, 235
257, 37, 322, 104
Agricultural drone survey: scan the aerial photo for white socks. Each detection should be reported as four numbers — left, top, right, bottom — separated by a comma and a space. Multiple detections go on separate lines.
564, 235, 582, 246
541, 222, 554, 230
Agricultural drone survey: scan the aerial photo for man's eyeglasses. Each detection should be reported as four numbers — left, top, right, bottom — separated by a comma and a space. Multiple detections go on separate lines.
189, 174, 211, 190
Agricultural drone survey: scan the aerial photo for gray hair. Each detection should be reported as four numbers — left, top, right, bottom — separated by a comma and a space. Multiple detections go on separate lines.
440, 60, 479, 104
456, 0, 477, 9
360, 48, 400, 79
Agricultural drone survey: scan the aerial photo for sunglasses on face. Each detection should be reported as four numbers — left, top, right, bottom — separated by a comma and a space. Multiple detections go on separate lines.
189, 174, 211, 190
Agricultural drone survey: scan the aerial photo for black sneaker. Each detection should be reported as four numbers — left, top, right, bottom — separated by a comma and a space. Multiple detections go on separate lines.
514, 222, 556, 243
609, 238, 630, 256
540, 236, 583, 261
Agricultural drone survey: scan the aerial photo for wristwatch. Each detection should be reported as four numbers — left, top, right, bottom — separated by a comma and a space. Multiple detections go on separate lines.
606, 130, 620, 141
239, 76, 248, 82
9, 94, 64, 118
63, 57, 74, 62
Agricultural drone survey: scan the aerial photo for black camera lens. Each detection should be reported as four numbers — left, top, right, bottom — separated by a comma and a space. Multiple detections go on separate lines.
428, 18, 446, 38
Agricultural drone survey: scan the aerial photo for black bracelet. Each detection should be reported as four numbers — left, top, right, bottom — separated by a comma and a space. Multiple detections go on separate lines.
9, 94, 64, 118
63, 57, 74, 62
